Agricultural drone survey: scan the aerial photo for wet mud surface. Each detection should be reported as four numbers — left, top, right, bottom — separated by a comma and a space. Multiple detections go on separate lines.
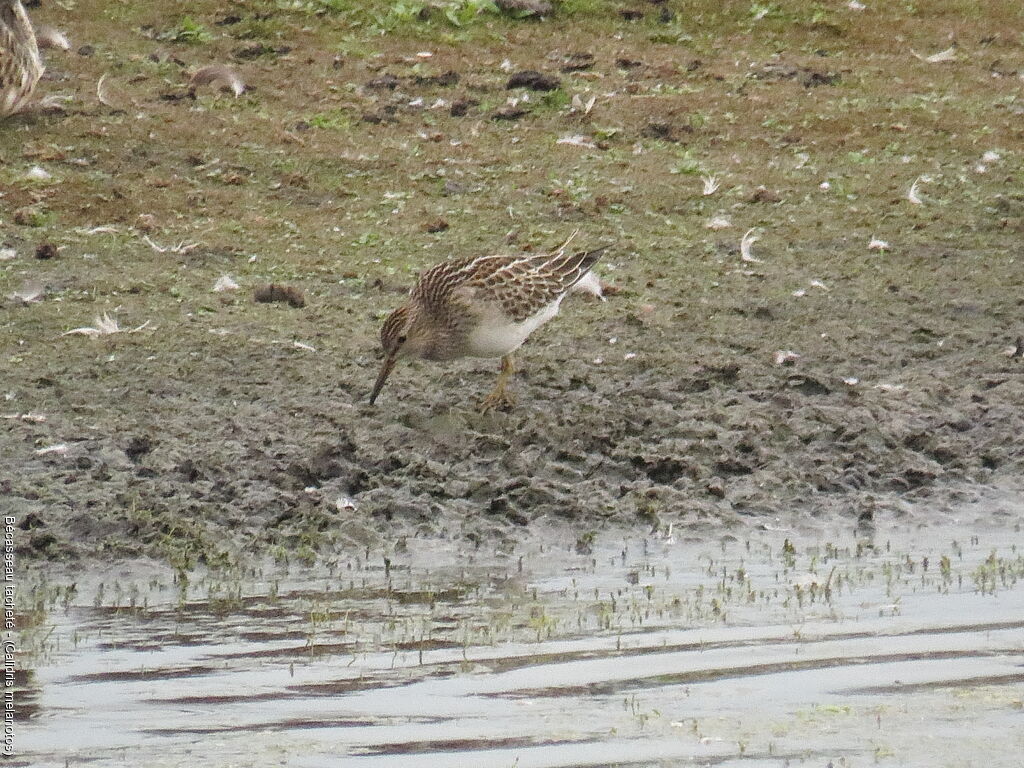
0, 4, 1022, 567
5, 258, 1023, 564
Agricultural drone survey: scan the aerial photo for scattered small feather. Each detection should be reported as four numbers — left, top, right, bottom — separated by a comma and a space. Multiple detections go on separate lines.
740, 228, 762, 262
868, 237, 890, 251
25, 165, 51, 181
96, 73, 119, 109
913, 46, 957, 64
706, 215, 732, 230
907, 176, 926, 205
213, 275, 239, 292
847, 0, 865, 9
1, 412, 46, 423
189, 65, 247, 97
701, 175, 720, 195
570, 94, 597, 115
557, 134, 597, 149
62, 314, 150, 337
142, 236, 199, 254
774, 350, 801, 366
64, 313, 122, 337
273, 339, 317, 352
336, 496, 358, 512
0, 249, 16, 261
982, 150, 1001, 163
842, 377, 860, 386
35, 444, 68, 456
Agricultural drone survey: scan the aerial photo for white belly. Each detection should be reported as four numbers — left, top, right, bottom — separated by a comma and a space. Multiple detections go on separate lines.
466, 299, 562, 358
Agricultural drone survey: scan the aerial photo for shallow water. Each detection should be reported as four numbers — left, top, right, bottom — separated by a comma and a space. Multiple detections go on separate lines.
17, 511, 1024, 767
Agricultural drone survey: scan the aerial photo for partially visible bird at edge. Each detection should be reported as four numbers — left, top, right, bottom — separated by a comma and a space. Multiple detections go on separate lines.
370, 231, 609, 411
0, 0, 43, 119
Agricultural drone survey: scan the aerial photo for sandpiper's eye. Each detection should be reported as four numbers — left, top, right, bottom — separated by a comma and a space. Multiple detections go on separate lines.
397, 335, 407, 345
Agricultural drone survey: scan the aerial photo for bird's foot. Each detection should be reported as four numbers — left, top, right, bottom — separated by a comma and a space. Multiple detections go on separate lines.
479, 387, 517, 412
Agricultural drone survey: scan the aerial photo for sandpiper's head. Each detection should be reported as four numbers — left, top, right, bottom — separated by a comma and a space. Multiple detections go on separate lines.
369, 305, 411, 404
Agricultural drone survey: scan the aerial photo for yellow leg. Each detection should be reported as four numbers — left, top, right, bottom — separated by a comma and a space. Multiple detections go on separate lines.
479, 355, 517, 412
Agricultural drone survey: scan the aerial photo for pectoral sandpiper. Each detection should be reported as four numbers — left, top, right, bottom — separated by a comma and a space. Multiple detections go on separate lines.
0, 0, 43, 118
370, 232, 608, 410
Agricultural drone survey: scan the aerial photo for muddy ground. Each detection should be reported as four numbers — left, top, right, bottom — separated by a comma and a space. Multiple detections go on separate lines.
2, 1, 1023, 568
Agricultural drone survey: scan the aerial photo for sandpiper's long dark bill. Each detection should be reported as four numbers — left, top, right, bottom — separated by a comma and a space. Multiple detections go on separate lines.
369, 232, 608, 410
369, 348, 398, 405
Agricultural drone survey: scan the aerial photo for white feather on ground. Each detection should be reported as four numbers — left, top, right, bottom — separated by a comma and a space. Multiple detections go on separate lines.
213, 275, 239, 292
740, 229, 762, 262
189, 65, 246, 97
913, 46, 957, 64
63, 314, 150, 337
907, 176, 926, 205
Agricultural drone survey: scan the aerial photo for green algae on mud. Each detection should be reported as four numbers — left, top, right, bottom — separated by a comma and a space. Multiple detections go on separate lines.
1, 0, 1023, 566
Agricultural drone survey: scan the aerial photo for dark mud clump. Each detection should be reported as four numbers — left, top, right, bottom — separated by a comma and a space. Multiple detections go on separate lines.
506, 70, 561, 91
253, 284, 306, 308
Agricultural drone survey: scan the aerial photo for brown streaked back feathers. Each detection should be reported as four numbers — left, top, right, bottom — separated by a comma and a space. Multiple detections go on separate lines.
411, 243, 608, 323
